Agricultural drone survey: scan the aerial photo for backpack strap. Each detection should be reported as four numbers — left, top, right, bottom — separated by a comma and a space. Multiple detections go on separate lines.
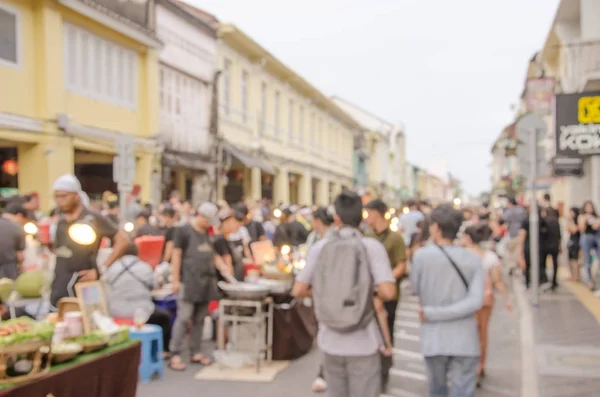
435, 244, 469, 289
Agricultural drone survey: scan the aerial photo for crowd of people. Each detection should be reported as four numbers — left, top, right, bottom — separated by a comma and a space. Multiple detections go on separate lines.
1, 172, 598, 397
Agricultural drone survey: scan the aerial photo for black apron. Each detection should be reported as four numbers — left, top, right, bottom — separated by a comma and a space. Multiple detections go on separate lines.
227, 239, 246, 281
180, 227, 220, 303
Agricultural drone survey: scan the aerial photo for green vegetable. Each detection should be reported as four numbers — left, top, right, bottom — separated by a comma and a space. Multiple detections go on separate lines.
15, 271, 44, 298
68, 332, 107, 344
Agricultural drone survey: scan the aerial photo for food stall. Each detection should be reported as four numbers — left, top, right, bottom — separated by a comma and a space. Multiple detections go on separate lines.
0, 316, 139, 397
217, 242, 317, 363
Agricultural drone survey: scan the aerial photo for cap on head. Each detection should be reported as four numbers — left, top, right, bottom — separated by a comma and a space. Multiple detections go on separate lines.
52, 174, 82, 193
197, 202, 219, 222
218, 208, 235, 223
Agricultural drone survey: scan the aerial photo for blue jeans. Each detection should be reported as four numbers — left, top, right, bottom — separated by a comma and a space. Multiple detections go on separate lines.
580, 233, 599, 283
424, 355, 479, 397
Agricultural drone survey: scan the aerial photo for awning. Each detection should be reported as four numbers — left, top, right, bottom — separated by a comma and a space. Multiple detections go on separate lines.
162, 150, 213, 171
222, 143, 275, 174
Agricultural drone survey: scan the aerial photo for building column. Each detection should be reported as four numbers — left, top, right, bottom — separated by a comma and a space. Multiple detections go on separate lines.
299, 171, 312, 206
330, 181, 342, 202
18, 136, 74, 212
273, 167, 289, 205
592, 155, 600, 207
175, 170, 186, 199
135, 152, 159, 205
317, 177, 329, 206
251, 167, 262, 201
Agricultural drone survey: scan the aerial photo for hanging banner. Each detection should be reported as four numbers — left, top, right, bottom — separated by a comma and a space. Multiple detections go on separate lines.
555, 91, 600, 157
525, 78, 555, 114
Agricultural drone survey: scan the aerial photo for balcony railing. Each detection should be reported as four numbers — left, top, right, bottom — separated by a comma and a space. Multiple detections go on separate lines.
560, 40, 600, 92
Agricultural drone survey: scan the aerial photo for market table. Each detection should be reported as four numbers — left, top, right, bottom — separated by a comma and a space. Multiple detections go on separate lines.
0, 340, 141, 397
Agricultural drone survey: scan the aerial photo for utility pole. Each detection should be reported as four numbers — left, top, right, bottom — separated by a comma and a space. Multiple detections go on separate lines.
114, 135, 136, 226
209, 70, 222, 203
516, 113, 547, 307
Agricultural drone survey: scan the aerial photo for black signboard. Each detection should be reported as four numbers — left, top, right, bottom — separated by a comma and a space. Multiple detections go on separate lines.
552, 156, 584, 177
555, 91, 600, 157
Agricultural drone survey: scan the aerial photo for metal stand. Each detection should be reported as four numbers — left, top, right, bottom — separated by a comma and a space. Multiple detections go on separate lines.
217, 297, 273, 373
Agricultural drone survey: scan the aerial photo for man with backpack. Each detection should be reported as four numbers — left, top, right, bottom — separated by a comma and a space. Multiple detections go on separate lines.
293, 191, 396, 397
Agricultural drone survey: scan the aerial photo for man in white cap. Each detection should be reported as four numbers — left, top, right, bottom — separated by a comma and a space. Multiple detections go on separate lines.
51, 174, 129, 307
169, 202, 232, 371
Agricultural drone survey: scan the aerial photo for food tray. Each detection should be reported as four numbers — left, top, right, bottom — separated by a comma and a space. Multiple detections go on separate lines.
81, 340, 108, 354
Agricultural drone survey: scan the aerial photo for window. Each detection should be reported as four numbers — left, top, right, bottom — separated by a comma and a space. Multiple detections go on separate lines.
260, 82, 267, 135
0, 3, 20, 68
241, 69, 249, 123
288, 99, 294, 141
63, 23, 137, 108
298, 106, 304, 143
222, 58, 232, 115
274, 90, 280, 134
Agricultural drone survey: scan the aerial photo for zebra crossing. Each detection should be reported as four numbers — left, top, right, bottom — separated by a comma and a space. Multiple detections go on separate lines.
384, 290, 428, 397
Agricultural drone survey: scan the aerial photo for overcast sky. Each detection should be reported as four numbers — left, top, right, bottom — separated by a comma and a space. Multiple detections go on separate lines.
189, 0, 559, 194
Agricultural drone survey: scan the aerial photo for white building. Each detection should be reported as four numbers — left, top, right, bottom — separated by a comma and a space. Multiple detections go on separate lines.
331, 97, 407, 206
539, 0, 600, 209
156, 0, 217, 204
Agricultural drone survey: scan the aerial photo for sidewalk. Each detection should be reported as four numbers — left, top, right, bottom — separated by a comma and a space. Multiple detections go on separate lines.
386, 287, 521, 397
528, 277, 600, 397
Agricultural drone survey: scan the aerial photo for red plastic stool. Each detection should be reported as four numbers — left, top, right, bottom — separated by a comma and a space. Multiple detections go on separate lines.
113, 318, 135, 326
208, 301, 218, 314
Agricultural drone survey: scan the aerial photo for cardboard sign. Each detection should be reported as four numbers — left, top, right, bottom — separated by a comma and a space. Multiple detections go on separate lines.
250, 240, 276, 265
75, 281, 109, 333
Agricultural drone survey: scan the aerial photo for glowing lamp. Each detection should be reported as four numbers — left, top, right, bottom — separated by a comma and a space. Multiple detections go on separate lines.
389, 208, 396, 215
402, 207, 409, 214
2, 160, 18, 176
68, 223, 97, 246
280, 245, 291, 256
390, 224, 399, 232
384, 212, 392, 220
453, 198, 462, 206
124, 222, 135, 233
24, 222, 38, 235
273, 209, 282, 218
362, 210, 368, 219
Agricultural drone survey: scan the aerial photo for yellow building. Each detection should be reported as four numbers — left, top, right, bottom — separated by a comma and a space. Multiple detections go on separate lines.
216, 24, 359, 205
0, 0, 161, 210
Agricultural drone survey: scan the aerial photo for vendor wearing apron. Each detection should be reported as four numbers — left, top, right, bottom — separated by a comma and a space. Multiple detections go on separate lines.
51, 174, 129, 308
170, 202, 231, 371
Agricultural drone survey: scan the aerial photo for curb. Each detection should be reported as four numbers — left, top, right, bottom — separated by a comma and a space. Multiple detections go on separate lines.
512, 278, 540, 397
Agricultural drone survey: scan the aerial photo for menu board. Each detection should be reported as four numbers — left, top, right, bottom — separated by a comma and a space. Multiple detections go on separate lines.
250, 240, 276, 265
75, 281, 109, 333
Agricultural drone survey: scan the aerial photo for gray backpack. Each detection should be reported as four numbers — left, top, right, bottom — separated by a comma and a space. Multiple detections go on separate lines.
313, 228, 374, 333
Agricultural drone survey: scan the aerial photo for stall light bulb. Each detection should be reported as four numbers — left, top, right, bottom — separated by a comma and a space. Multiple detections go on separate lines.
384, 212, 392, 220
389, 208, 396, 215
68, 223, 97, 246
124, 222, 135, 233
402, 207, 409, 214
294, 259, 306, 271
390, 224, 399, 232
391, 217, 399, 225
362, 210, 368, 220
273, 209, 282, 218
453, 198, 462, 206
281, 245, 291, 256
24, 222, 38, 235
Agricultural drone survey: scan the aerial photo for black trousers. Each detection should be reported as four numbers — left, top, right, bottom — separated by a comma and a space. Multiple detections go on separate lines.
525, 248, 549, 288
546, 250, 560, 288
384, 300, 398, 345
147, 307, 171, 352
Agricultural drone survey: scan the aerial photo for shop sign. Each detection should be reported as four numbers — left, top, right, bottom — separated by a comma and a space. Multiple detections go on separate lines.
555, 91, 600, 156
525, 78, 555, 114
552, 156, 584, 177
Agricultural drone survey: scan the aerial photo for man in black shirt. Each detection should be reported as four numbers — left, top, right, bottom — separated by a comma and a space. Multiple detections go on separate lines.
134, 210, 160, 238
0, 202, 28, 280
233, 203, 266, 244
159, 206, 177, 263
51, 174, 129, 307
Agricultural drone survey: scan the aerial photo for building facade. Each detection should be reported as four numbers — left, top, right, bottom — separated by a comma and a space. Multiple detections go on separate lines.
215, 24, 358, 205
155, 0, 217, 205
331, 97, 407, 207
539, 0, 600, 209
0, 0, 161, 209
